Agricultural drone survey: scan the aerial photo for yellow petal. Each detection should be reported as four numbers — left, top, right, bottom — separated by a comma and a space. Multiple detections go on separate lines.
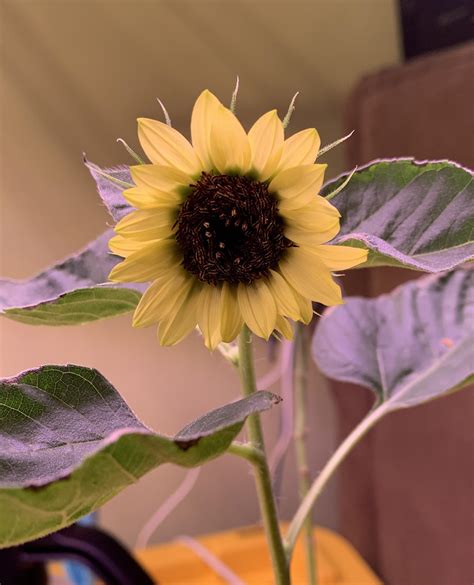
158, 281, 202, 346
237, 280, 277, 339
267, 270, 301, 320
109, 239, 180, 283
284, 221, 340, 247
291, 286, 314, 324
283, 196, 341, 246
209, 104, 251, 173
197, 285, 223, 350
279, 247, 343, 306
133, 268, 193, 327
130, 164, 192, 193
269, 164, 327, 211
281, 195, 341, 228
114, 209, 174, 241
275, 316, 294, 340
109, 235, 145, 258
311, 244, 368, 270
277, 128, 320, 171
248, 110, 284, 180
220, 283, 243, 342
191, 90, 222, 172
123, 186, 183, 210
137, 118, 202, 176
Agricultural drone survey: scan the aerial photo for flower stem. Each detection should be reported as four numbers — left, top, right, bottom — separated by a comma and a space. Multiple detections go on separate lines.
293, 324, 317, 585
285, 402, 389, 557
238, 325, 290, 585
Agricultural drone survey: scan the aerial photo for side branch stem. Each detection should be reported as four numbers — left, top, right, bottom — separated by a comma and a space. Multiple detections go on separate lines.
293, 324, 317, 584
228, 442, 264, 466
238, 325, 290, 585
285, 402, 389, 557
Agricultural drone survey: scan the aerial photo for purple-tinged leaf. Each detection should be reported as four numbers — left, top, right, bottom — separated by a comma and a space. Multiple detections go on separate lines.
3, 287, 142, 326
0, 364, 280, 547
323, 159, 474, 272
312, 268, 474, 409
0, 231, 116, 310
84, 158, 134, 222
0, 231, 143, 325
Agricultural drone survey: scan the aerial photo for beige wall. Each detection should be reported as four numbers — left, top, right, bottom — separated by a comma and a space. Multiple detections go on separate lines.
0, 0, 400, 548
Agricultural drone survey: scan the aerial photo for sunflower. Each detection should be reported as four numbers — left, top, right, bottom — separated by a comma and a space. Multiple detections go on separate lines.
108, 90, 367, 349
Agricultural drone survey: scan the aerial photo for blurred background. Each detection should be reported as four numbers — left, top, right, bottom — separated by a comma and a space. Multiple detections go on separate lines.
1, 1, 472, 584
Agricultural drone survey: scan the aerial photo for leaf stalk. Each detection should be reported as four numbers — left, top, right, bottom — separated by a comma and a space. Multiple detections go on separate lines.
285, 402, 389, 557
228, 442, 264, 465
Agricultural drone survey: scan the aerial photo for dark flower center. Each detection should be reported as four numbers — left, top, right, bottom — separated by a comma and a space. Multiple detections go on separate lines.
176, 173, 292, 285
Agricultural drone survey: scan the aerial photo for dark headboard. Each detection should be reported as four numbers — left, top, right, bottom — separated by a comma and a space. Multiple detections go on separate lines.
399, 0, 473, 59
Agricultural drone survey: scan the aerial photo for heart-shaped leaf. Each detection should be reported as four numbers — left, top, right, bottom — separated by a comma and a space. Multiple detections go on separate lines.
0, 365, 280, 547
0, 231, 143, 325
312, 268, 474, 409
323, 159, 474, 272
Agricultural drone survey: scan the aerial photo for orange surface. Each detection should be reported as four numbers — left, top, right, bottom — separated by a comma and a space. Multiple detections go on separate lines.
50, 525, 381, 584
134, 525, 382, 585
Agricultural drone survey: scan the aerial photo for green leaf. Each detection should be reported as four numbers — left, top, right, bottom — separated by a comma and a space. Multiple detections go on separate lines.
323, 159, 474, 272
0, 231, 143, 326
4, 287, 142, 325
0, 365, 280, 547
312, 269, 474, 410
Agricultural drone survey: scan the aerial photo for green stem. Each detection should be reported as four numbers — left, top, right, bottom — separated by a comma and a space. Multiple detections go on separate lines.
238, 325, 290, 585
293, 324, 317, 584
285, 402, 389, 557
228, 442, 264, 466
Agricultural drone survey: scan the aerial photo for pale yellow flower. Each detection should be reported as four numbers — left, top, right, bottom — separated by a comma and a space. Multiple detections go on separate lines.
109, 90, 367, 349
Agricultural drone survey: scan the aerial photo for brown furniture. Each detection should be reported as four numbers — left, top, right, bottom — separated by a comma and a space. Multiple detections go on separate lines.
332, 41, 474, 585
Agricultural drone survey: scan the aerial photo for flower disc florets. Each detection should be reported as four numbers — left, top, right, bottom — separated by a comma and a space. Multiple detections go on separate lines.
176, 173, 292, 285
